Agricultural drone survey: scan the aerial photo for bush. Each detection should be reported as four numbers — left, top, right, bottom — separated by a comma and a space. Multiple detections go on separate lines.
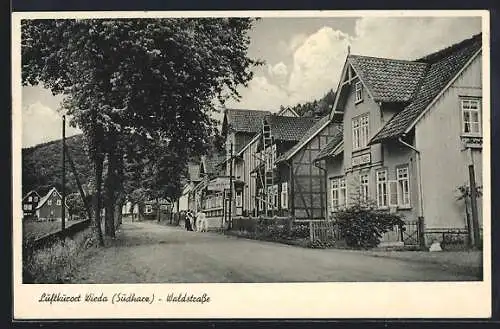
333, 203, 405, 249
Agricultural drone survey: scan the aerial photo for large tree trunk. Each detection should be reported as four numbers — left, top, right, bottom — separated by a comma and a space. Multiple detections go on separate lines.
156, 197, 161, 223
93, 154, 105, 246
103, 133, 122, 238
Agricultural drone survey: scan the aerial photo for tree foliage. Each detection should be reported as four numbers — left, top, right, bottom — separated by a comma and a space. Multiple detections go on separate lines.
21, 18, 260, 244
280, 89, 336, 118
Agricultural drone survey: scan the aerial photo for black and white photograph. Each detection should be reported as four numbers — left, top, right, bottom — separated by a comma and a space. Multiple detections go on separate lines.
12, 10, 491, 319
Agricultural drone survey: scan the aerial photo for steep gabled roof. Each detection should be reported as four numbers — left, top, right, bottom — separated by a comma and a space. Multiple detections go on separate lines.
276, 115, 332, 163
371, 33, 482, 143
265, 115, 319, 142
22, 190, 41, 202
35, 187, 62, 210
222, 108, 271, 135
349, 55, 428, 103
201, 153, 226, 176
315, 129, 344, 162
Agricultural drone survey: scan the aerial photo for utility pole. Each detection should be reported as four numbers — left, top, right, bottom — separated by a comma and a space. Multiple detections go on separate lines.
468, 164, 480, 248
61, 115, 66, 230
228, 142, 233, 230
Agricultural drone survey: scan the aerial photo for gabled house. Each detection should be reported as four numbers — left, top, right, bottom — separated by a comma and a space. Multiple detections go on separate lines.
22, 190, 41, 218
251, 114, 320, 217
320, 33, 483, 246
274, 115, 343, 220
34, 187, 70, 221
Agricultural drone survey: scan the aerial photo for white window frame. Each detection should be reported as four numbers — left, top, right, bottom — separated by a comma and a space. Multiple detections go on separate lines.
145, 204, 153, 214
355, 81, 363, 103
258, 188, 264, 211
56, 199, 61, 206
339, 177, 346, 208
461, 98, 481, 136
47, 200, 52, 206
28, 196, 32, 202
330, 178, 339, 211
281, 182, 288, 209
235, 191, 242, 207
397, 166, 411, 208
352, 114, 369, 151
376, 169, 388, 208
360, 173, 369, 202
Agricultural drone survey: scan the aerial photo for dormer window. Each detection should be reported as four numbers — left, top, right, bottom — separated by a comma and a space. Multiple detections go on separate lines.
355, 81, 363, 103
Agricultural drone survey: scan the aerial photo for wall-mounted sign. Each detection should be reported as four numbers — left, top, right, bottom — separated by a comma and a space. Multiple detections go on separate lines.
352, 153, 371, 167
207, 177, 230, 191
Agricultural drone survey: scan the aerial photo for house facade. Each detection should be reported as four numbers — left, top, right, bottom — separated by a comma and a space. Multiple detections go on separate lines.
35, 187, 70, 221
22, 190, 40, 218
319, 33, 483, 245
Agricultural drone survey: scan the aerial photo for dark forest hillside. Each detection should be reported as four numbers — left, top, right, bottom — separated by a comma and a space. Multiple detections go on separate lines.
22, 134, 92, 197
280, 89, 336, 118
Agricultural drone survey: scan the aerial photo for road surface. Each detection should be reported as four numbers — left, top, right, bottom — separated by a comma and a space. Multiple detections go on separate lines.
71, 219, 481, 283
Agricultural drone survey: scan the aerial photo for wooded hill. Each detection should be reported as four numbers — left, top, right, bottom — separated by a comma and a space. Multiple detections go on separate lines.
280, 89, 335, 118
22, 134, 92, 197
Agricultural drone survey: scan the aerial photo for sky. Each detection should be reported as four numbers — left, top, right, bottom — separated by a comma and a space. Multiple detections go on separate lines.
21, 15, 482, 148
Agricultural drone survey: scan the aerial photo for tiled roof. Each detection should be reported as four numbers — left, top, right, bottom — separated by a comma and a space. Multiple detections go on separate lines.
276, 115, 331, 163
370, 33, 482, 143
265, 115, 319, 142
187, 163, 201, 182
315, 129, 344, 161
223, 108, 271, 134
202, 153, 226, 176
349, 55, 428, 103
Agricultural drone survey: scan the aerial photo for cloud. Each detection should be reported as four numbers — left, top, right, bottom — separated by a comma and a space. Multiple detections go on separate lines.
267, 62, 289, 85
22, 102, 81, 148
237, 16, 481, 110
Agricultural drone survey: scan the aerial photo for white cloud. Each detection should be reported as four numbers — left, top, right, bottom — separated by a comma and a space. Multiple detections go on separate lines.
236, 17, 481, 110
22, 102, 81, 148
267, 62, 289, 86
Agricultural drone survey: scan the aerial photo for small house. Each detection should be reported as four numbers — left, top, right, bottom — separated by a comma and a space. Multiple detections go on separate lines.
22, 190, 41, 218
35, 187, 70, 221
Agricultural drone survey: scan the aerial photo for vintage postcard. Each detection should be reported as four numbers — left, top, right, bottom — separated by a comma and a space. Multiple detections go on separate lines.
12, 10, 491, 319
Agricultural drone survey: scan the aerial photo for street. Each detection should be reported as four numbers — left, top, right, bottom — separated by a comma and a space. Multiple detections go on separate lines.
71, 218, 482, 283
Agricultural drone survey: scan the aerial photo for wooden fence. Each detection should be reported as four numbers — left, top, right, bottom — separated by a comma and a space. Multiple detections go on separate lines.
308, 220, 342, 242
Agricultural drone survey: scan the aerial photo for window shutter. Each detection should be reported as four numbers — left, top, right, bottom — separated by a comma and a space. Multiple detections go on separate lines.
388, 180, 398, 207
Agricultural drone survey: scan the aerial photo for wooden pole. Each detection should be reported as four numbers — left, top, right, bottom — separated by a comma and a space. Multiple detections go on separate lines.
65, 144, 92, 221
61, 115, 66, 230
468, 164, 480, 248
228, 142, 233, 230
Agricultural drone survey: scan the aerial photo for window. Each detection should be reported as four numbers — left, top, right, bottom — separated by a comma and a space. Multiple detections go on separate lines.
271, 144, 277, 168
258, 188, 264, 211
47, 200, 52, 206
355, 81, 363, 102
23, 204, 30, 210
376, 170, 388, 208
331, 177, 346, 210
461, 98, 481, 135
397, 167, 410, 207
33, 196, 38, 202
273, 185, 279, 209
281, 182, 288, 209
352, 114, 369, 150
56, 199, 61, 206
267, 186, 273, 210
28, 196, 32, 202
236, 191, 242, 207
360, 173, 369, 202
145, 204, 152, 214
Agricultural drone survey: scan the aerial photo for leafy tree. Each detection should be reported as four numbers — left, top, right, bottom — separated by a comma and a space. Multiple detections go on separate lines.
22, 18, 261, 245
65, 192, 86, 220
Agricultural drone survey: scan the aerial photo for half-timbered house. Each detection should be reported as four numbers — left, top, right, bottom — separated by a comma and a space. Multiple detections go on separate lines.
318, 33, 483, 246
251, 114, 320, 217
22, 190, 41, 219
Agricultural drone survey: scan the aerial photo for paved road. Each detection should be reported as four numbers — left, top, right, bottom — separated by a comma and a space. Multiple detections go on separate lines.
72, 219, 481, 283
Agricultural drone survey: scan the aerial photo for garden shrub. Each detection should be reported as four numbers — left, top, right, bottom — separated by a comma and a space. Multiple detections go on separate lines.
333, 203, 405, 249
